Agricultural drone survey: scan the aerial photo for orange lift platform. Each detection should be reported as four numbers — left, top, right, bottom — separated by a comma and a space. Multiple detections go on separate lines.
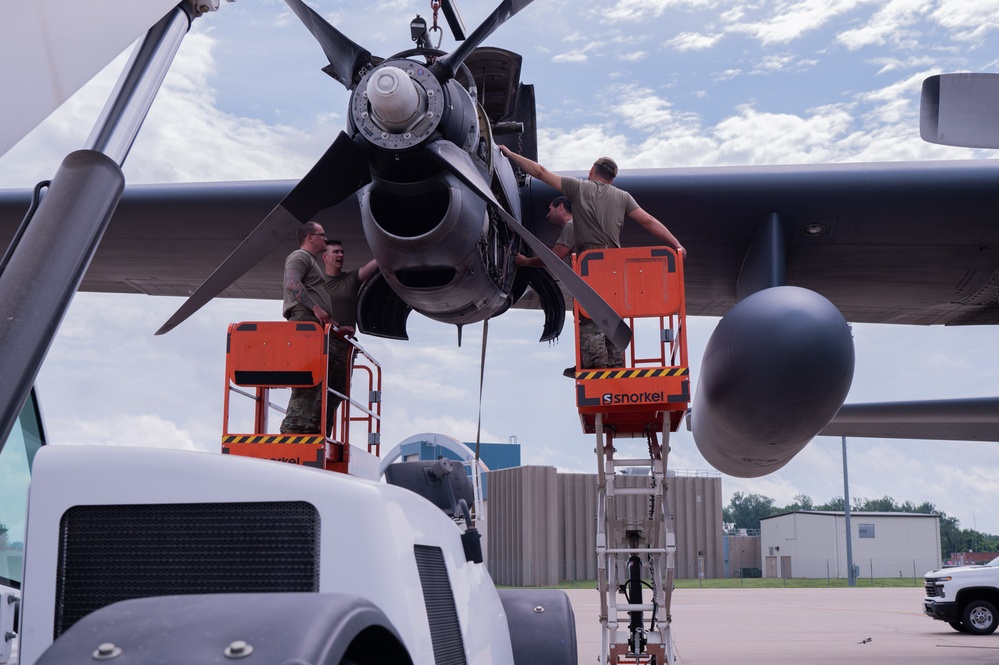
221, 321, 382, 479
570, 246, 689, 665
572, 245, 689, 435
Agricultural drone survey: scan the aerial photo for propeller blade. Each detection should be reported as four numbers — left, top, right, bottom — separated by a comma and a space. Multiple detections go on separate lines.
156, 132, 369, 335
433, 0, 535, 81
284, 0, 371, 89
425, 140, 632, 351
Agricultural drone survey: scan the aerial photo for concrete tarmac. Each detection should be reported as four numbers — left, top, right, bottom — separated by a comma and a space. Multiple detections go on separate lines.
566, 587, 999, 664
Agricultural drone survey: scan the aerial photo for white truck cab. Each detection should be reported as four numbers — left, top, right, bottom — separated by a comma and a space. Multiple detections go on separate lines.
924, 556, 999, 635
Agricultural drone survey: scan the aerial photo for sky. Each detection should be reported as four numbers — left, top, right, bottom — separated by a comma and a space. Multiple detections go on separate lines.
3, 0, 999, 535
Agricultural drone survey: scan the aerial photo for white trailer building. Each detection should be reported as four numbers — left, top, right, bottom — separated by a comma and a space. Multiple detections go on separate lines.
760, 511, 942, 580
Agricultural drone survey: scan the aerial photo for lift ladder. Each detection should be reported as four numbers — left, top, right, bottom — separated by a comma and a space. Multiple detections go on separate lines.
221, 321, 383, 478
571, 247, 690, 665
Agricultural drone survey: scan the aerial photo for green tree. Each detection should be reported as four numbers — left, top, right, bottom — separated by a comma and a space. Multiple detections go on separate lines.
783, 494, 814, 512
854, 495, 900, 512
939, 515, 962, 556
723, 492, 779, 531
815, 496, 845, 511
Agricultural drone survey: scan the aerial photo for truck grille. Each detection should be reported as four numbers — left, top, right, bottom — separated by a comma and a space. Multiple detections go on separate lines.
925, 580, 941, 597
415, 544, 467, 665
54, 501, 320, 638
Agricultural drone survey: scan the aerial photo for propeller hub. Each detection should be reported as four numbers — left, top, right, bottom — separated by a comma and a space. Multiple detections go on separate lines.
351, 59, 444, 150
367, 66, 421, 130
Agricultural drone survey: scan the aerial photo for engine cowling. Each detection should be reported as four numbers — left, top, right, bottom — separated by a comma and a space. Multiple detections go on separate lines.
359, 174, 514, 326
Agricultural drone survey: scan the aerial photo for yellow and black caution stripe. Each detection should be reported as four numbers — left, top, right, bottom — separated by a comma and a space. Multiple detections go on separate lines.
223, 434, 324, 445
575, 367, 689, 380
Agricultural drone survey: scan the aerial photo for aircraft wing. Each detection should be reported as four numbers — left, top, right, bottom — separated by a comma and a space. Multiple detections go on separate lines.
2, 158, 999, 326
611, 159, 999, 326
0, 0, 182, 158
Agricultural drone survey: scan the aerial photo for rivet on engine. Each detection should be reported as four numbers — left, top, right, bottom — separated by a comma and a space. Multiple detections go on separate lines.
92, 643, 122, 660
224, 640, 254, 659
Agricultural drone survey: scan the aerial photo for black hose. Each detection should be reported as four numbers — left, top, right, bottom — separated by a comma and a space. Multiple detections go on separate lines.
0, 180, 50, 277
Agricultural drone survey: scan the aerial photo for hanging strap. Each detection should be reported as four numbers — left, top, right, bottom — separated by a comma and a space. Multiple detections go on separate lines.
474, 318, 489, 461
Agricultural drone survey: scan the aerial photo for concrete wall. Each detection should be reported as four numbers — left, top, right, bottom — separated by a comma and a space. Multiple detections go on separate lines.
486, 465, 560, 586
725, 535, 762, 578
486, 466, 723, 585
558, 472, 599, 581
669, 472, 724, 579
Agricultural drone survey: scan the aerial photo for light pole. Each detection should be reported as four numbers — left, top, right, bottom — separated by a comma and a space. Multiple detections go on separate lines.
842, 435, 856, 587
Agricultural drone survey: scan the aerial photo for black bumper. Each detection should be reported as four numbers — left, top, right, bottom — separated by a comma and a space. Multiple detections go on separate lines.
924, 600, 959, 623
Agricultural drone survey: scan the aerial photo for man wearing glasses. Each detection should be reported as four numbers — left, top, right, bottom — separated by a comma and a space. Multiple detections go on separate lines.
280, 220, 335, 434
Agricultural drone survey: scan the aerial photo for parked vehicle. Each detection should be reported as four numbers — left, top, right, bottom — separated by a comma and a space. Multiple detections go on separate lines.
924, 556, 999, 635
0, 392, 577, 665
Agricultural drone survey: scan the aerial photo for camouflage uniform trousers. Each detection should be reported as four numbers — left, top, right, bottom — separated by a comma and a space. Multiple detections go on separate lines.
323, 335, 354, 437
578, 317, 624, 369
280, 322, 353, 435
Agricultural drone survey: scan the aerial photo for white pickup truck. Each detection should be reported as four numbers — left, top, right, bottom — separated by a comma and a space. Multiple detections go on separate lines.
924, 556, 999, 635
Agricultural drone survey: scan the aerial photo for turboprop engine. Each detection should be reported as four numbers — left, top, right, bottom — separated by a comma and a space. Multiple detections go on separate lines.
347, 59, 545, 338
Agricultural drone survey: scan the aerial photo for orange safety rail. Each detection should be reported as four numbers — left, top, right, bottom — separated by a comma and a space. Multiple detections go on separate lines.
571, 247, 690, 436
330, 340, 383, 459
222, 320, 383, 473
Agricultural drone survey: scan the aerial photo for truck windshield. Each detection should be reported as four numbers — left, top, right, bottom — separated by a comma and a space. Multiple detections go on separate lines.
0, 388, 45, 589
987, 556, 999, 568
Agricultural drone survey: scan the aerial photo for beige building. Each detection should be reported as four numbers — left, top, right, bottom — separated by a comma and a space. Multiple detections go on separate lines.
760, 511, 942, 579
485, 466, 723, 586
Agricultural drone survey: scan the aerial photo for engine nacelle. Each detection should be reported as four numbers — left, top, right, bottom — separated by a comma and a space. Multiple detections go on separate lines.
359, 174, 514, 326
691, 286, 855, 478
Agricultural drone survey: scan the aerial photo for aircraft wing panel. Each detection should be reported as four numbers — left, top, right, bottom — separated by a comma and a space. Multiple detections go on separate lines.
3, 159, 999, 324
0, 180, 366, 301
608, 159, 999, 326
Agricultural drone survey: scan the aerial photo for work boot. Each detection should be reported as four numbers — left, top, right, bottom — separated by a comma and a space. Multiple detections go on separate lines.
563, 366, 577, 378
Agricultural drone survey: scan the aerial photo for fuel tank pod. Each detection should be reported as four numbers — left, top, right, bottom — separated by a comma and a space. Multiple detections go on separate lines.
691, 286, 855, 478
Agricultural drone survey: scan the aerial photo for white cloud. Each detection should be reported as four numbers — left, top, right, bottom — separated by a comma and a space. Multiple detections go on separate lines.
666, 31, 723, 51
931, 0, 999, 42
126, 32, 341, 184
601, 0, 676, 22
617, 50, 650, 62
553, 50, 591, 64
729, 0, 877, 46
50, 414, 206, 452
837, 0, 933, 50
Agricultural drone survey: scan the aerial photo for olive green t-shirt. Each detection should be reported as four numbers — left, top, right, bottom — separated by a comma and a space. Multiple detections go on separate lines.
282, 249, 333, 320
324, 270, 363, 328
560, 176, 638, 249
555, 220, 575, 251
